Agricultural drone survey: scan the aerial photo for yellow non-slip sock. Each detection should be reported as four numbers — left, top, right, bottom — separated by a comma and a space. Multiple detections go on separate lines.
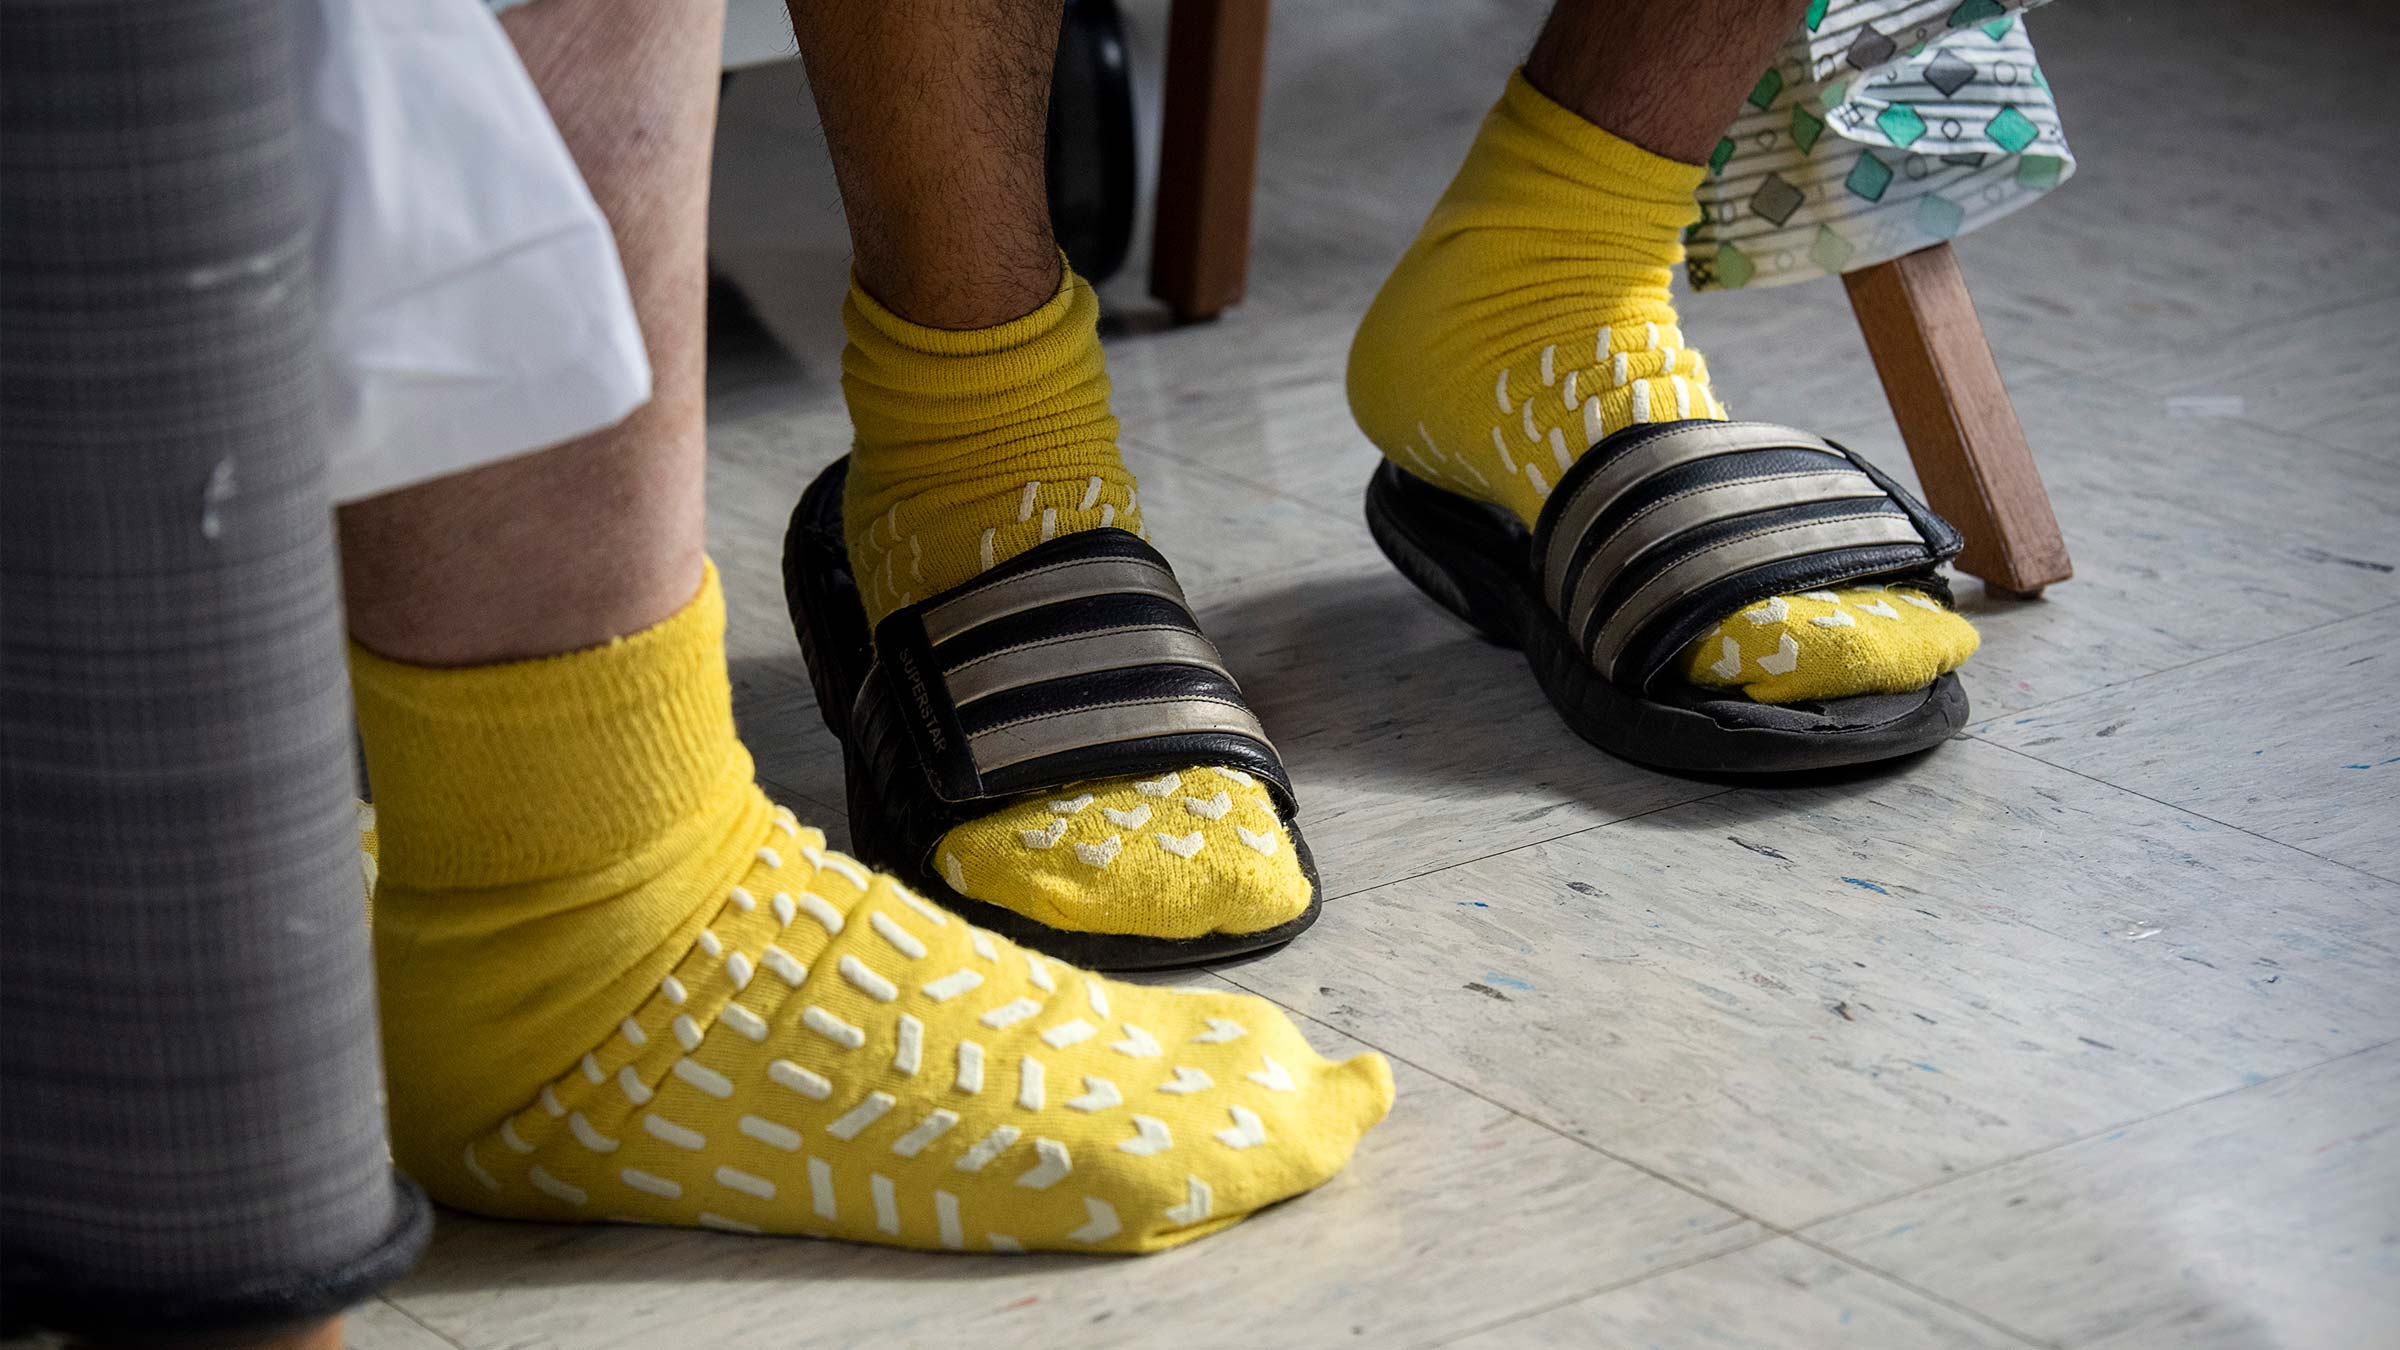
1347, 71, 1975, 702
841, 270, 1310, 938
354, 563, 1390, 1252
1681, 585, 1979, 703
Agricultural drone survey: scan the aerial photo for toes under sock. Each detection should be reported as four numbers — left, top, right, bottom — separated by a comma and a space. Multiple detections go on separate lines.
1682, 585, 1979, 703
354, 563, 1390, 1252
1347, 71, 1974, 703
840, 269, 1308, 938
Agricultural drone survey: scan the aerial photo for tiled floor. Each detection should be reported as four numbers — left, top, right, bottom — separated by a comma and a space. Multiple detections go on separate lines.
369, 1, 2400, 1346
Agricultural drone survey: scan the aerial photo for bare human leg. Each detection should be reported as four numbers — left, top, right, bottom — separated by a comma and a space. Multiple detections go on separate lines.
1524, 0, 1813, 162
335, 0, 721, 666
787, 0, 1065, 330
344, 0, 1389, 1256
777, 0, 1320, 946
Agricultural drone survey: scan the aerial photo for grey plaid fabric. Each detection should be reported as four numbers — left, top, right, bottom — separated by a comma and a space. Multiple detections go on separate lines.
2, 0, 425, 1335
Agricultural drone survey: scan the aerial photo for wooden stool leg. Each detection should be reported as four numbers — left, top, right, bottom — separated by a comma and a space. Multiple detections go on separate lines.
1148, 0, 1270, 323
1843, 241, 2071, 598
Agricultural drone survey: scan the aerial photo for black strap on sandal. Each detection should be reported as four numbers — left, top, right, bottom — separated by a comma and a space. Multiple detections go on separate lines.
1533, 419, 1964, 692
853, 527, 1295, 874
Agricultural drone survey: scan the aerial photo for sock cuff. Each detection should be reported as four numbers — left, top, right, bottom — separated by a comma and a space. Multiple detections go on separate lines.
839, 261, 1120, 457
844, 260, 1083, 358
351, 560, 747, 888
1499, 69, 1713, 202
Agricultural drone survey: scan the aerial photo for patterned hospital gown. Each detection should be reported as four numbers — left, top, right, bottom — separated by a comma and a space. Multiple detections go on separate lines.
1686, 0, 2072, 291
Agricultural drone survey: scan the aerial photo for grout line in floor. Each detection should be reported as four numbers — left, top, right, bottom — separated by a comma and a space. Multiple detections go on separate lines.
373, 1294, 474, 1350
1962, 598, 2400, 735
1981, 279, 2400, 394
1781, 1037, 2400, 1344
1963, 733, 2400, 890
1409, 1227, 1789, 1350
755, 777, 845, 833
1430, 1236, 2054, 1350
2267, 422, 2397, 473
1116, 429, 1368, 531
1227, 968, 2394, 1350
1314, 784, 1739, 905
1214, 968, 1790, 1234
1224, 760, 2399, 1294
1795, 1037, 2400, 1243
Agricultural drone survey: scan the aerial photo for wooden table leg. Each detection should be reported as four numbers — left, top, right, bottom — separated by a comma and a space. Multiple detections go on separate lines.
1843, 241, 2071, 598
1149, 0, 1270, 323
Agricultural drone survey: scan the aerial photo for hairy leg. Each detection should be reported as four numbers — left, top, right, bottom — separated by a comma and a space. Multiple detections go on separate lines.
335, 0, 723, 665
345, 0, 1388, 1249
788, 0, 1065, 330
780, 0, 1315, 942
1525, 0, 1813, 161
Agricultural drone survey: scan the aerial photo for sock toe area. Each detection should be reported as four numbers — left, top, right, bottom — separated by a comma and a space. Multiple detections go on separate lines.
1681, 586, 1979, 704
399, 826, 1385, 1253
360, 560, 1383, 1256
934, 767, 1311, 940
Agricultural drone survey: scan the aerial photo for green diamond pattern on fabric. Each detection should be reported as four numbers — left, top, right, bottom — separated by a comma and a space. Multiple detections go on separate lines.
1924, 51, 1976, 97
1683, 0, 2073, 295
1845, 152, 1896, 202
1915, 193, 1965, 240
2016, 153, 2064, 189
1748, 173, 1806, 227
1809, 224, 1855, 274
1713, 243, 1757, 289
1986, 105, 2039, 153
1846, 26, 1897, 68
1876, 103, 1928, 148
1748, 68, 1785, 111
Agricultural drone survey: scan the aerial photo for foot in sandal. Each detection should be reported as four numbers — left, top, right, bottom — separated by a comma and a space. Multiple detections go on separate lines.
358, 564, 1392, 1253
1346, 73, 1978, 772
787, 271, 1320, 969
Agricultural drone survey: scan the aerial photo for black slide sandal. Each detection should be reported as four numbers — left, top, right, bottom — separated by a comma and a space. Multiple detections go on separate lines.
1365, 419, 1972, 776
783, 456, 1321, 971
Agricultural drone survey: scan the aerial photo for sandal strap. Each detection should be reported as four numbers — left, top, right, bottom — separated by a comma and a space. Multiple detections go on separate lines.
1532, 419, 1964, 691
865, 528, 1295, 817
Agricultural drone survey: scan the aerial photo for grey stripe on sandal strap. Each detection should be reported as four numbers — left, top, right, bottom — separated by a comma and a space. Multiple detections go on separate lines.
869, 525, 1296, 811
1558, 469, 1890, 646
943, 625, 1233, 707
1586, 513, 1927, 678
968, 696, 1270, 774
1541, 421, 1843, 612
1524, 418, 1966, 690
920, 555, 1190, 645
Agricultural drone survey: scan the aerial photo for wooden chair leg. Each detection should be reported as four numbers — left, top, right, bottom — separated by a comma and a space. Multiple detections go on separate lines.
1843, 241, 2071, 598
1148, 0, 1270, 323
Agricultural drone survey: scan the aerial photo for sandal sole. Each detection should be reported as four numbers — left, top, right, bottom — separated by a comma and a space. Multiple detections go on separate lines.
1364, 460, 1969, 776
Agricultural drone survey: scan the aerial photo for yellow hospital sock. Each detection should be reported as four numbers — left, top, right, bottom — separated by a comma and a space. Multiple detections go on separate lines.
1347, 71, 1975, 702
841, 270, 1310, 938
355, 563, 1390, 1253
